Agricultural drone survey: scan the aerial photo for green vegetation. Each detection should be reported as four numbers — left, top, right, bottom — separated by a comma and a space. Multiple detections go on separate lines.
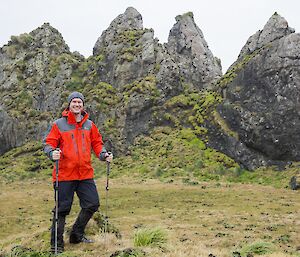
0, 141, 52, 181
10, 33, 34, 47
121, 75, 159, 101
83, 82, 119, 112
134, 227, 167, 247
1, 20, 299, 257
116, 29, 145, 63
240, 241, 275, 256
215, 46, 270, 89
0, 127, 296, 189
161, 89, 222, 135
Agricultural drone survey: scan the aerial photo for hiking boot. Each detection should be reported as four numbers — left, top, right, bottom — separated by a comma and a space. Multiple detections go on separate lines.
70, 234, 94, 244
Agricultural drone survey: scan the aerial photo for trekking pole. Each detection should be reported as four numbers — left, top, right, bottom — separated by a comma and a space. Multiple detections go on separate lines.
104, 159, 110, 245
54, 158, 59, 255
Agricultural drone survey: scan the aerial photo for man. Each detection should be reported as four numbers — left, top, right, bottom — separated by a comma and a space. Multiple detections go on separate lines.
43, 91, 113, 253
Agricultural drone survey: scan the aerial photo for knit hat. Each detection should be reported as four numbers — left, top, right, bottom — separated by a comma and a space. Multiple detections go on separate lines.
67, 92, 84, 105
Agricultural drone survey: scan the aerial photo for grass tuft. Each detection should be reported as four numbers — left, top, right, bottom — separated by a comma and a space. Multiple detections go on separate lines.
240, 241, 275, 256
133, 227, 167, 247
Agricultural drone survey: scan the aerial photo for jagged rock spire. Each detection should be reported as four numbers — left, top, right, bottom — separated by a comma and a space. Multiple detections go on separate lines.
93, 7, 143, 55
167, 12, 222, 89
28, 22, 70, 54
237, 12, 295, 61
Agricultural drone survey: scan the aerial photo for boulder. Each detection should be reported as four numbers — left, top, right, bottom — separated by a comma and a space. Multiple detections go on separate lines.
290, 175, 300, 190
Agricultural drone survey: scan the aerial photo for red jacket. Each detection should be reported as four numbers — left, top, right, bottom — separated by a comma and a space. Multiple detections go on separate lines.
44, 109, 104, 182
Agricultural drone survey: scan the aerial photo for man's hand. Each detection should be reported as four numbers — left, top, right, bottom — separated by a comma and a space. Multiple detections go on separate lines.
105, 152, 113, 163
51, 149, 62, 161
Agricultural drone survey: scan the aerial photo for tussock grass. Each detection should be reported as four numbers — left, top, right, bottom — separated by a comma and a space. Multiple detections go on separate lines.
240, 241, 275, 256
133, 227, 167, 247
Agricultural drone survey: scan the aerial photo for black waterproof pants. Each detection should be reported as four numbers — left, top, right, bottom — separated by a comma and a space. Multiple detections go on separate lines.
50, 179, 100, 248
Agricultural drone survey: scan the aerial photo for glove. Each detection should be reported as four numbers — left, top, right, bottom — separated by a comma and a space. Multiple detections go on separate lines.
49, 149, 61, 161
105, 152, 113, 163
99, 150, 113, 162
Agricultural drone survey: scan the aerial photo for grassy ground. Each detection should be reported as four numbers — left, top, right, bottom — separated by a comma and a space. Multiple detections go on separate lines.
0, 177, 299, 257
0, 127, 299, 256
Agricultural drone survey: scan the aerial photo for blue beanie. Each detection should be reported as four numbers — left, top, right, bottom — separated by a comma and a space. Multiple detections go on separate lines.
68, 92, 84, 105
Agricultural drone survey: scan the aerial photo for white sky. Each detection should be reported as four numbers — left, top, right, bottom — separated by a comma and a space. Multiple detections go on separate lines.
1, 0, 299, 72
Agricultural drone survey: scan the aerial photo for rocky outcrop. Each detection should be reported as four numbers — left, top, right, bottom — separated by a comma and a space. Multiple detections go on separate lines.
0, 23, 80, 154
93, 7, 158, 88
167, 12, 222, 89
0, 7, 222, 156
216, 13, 300, 167
235, 12, 295, 65
90, 7, 221, 153
3, 7, 300, 173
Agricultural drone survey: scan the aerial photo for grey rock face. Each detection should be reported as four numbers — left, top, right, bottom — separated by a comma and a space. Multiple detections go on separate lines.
167, 12, 222, 89
0, 23, 77, 153
0, 107, 25, 155
29, 23, 70, 54
218, 14, 300, 165
0, 8, 231, 163
231, 13, 295, 69
90, 8, 222, 153
93, 7, 154, 88
91, 7, 163, 152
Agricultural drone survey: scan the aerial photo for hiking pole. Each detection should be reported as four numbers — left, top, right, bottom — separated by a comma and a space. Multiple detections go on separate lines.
104, 158, 111, 245
54, 158, 59, 255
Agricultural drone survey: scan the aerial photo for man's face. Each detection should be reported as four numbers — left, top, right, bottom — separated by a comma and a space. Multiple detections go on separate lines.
69, 98, 83, 114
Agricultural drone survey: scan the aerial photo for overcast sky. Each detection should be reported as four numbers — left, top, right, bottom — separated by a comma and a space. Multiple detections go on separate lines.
1, 0, 299, 72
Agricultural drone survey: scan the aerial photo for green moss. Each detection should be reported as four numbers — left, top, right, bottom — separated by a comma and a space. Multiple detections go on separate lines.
163, 113, 181, 127
215, 46, 269, 89
113, 29, 147, 63
95, 54, 105, 62
0, 127, 296, 189
183, 11, 194, 19
117, 29, 145, 46
122, 75, 159, 100
159, 90, 222, 138
82, 82, 119, 112
165, 95, 190, 108
120, 52, 134, 62
154, 63, 160, 72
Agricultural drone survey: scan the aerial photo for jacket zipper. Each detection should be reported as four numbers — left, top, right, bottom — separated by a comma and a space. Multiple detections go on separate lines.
82, 132, 86, 153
